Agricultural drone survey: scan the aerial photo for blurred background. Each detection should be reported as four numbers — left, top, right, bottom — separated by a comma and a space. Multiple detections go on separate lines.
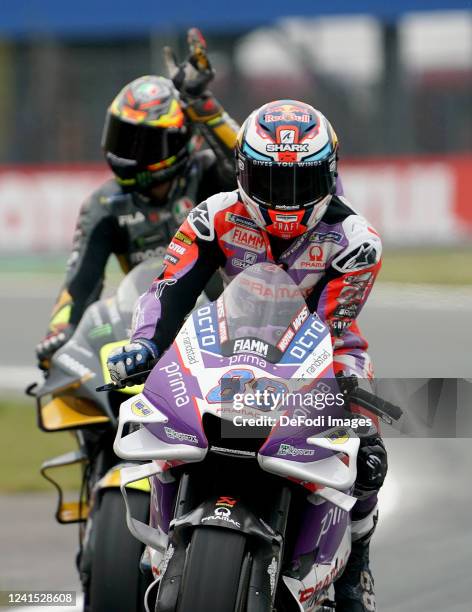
0, 2, 471, 611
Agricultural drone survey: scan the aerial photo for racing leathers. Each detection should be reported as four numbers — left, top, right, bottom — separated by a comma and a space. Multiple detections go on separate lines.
113, 189, 387, 610
131, 191, 381, 381
37, 95, 239, 367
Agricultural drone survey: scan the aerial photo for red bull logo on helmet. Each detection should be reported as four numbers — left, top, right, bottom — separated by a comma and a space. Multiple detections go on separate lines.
263, 102, 314, 124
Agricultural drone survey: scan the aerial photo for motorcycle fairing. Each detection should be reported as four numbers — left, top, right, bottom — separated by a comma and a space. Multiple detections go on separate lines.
193, 303, 221, 355
278, 315, 331, 367
293, 498, 350, 564
115, 298, 359, 491
113, 393, 206, 462
284, 528, 351, 612
112, 263, 362, 611
39, 396, 109, 432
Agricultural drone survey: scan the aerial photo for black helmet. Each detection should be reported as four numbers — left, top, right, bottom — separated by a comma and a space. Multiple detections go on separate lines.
102, 75, 191, 191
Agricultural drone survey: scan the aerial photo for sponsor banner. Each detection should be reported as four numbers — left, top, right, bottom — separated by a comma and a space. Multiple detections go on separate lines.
0, 164, 108, 251
1, 156, 471, 252
341, 154, 472, 244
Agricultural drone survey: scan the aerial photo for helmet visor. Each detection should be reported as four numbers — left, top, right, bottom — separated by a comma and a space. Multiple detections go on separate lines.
102, 113, 189, 166
239, 154, 334, 209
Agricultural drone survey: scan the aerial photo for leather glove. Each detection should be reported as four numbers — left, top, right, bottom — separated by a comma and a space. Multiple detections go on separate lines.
163, 28, 215, 99
36, 324, 74, 371
355, 435, 388, 495
107, 339, 159, 386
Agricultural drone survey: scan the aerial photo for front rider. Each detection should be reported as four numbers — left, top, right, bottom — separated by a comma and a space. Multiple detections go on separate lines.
36, 31, 239, 369
107, 100, 387, 612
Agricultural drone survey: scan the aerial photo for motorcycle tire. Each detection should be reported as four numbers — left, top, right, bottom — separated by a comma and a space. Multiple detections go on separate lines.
89, 489, 149, 612
175, 527, 248, 612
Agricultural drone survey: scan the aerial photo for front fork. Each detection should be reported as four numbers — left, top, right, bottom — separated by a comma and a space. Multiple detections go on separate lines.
155, 471, 292, 612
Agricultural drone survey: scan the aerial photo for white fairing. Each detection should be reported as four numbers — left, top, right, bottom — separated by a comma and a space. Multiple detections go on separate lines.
258, 433, 359, 491
113, 392, 206, 462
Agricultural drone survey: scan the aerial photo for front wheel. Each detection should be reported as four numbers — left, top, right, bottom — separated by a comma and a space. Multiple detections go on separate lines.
89, 489, 149, 612
174, 528, 249, 612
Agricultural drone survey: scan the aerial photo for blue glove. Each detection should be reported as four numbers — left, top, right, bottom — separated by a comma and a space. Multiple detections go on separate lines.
107, 339, 159, 386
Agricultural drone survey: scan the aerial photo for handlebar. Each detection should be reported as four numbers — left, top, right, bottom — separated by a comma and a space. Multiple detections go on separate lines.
95, 369, 153, 392
336, 374, 403, 424
349, 388, 403, 423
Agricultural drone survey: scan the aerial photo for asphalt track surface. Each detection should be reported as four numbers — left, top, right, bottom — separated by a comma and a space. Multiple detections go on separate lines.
1, 276, 471, 610
2, 275, 472, 378
1, 440, 471, 611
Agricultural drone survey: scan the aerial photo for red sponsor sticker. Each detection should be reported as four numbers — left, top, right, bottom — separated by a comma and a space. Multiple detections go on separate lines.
291, 305, 309, 331
232, 227, 265, 250
277, 327, 295, 351
216, 496, 237, 508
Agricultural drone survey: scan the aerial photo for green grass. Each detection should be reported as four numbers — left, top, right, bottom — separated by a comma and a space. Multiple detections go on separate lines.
379, 247, 472, 285
0, 398, 79, 492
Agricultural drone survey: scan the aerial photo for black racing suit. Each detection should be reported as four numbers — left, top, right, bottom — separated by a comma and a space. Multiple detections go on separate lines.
41, 97, 239, 346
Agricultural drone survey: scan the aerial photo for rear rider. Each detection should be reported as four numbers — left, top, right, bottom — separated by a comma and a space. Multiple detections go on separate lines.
36, 31, 239, 370
108, 100, 387, 612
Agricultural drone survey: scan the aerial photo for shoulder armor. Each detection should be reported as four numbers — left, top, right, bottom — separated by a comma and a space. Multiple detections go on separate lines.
331, 208, 382, 274
187, 191, 238, 241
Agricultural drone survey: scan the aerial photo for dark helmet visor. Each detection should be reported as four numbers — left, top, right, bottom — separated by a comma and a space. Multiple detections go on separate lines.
238, 152, 335, 209
102, 113, 190, 166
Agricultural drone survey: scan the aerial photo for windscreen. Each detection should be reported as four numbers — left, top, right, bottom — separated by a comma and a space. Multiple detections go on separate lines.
116, 257, 165, 314
221, 263, 307, 362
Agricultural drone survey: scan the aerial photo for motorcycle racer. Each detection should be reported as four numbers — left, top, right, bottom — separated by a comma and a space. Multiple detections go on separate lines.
108, 100, 387, 611
36, 30, 239, 369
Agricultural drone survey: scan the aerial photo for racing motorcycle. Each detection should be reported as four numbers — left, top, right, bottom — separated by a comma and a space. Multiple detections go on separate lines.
109, 263, 401, 612
27, 258, 164, 612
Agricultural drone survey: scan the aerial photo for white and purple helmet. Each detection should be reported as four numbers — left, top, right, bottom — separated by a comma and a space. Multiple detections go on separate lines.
236, 100, 339, 239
